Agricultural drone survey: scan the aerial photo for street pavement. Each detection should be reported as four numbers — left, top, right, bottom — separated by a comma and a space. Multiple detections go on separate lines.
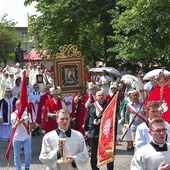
0, 134, 134, 170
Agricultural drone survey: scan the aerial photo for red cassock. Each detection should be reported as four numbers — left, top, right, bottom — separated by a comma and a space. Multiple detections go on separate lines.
36, 93, 52, 126
72, 94, 89, 135
86, 73, 91, 82
42, 98, 63, 134
105, 94, 112, 103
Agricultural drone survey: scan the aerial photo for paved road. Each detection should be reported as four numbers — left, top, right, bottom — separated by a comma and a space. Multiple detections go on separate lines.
0, 135, 134, 170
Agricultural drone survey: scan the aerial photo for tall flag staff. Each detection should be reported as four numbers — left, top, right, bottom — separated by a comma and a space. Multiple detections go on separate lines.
120, 68, 166, 142
97, 83, 123, 167
5, 71, 28, 165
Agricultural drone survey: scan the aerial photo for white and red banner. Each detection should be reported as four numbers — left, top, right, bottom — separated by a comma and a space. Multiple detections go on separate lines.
5, 71, 28, 163
97, 91, 118, 167
145, 79, 170, 124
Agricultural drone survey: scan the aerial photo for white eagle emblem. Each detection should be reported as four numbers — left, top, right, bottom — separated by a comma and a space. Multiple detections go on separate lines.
103, 118, 111, 138
160, 100, 168, 113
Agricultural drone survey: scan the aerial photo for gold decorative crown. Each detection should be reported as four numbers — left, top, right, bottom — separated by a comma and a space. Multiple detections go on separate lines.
56, 44, 82, 58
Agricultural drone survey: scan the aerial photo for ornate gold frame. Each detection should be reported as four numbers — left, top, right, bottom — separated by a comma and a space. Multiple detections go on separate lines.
53, 45, 85, 94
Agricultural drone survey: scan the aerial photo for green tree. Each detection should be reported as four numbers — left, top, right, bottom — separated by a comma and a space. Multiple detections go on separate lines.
24, 0, 116, 65
109, 0, 170, 68
0, 14, 18, 65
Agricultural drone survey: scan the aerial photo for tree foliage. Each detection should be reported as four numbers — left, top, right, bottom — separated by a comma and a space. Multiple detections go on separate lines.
24, 0, 116, 65
109, 0, 170, 68
0, 14, 18, 65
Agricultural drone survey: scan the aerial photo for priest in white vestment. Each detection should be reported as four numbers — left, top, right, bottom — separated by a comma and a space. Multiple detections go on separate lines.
39, 109, 89, 170
131, 118, 170, 170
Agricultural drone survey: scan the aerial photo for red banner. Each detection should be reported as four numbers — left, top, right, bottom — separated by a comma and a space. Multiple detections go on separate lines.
144, 80, 170, 124
97, 91, 118, 167
5, 71, 28, 163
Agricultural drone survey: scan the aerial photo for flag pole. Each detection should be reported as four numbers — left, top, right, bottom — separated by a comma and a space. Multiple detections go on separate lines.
5, 71, 28, 164
97, 83, 123, 166
120, 69, 165, 142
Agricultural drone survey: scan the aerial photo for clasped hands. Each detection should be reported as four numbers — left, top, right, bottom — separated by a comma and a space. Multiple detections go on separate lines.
14, 118, 25, 128
14, 115, 30, 128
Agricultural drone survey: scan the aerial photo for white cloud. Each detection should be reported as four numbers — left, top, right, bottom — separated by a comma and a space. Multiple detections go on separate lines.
0, 0, 38, 27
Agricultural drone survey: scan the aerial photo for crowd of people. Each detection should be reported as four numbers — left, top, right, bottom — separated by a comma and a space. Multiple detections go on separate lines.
0, 62, 170, 170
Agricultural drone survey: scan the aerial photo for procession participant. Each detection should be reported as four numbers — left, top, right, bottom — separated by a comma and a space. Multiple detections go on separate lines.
29, 64, 39, 85
14, 63, 23, 78
39, 109, 89, 170
28, 83, 43, 137
11, 100, 34, 170
131, 118, 170, 170
85, 83, 98, 108
6, 73, 15, 88
26, 76, 34, 96
28, 83, 43, 116
98, 70, 111, 95
42, 87, 67, 134
36, 66, 45, 93
22, 63, 30, 77
0, 88, 18, 141
36, 84, 52, 135
135, 101, 170, 149
1, 71, 9, 97
105, 83, 122, 142
90, 71, 97, 83
72, 90, 88, 135
12, 77, 21, 99
45, 71, 54, 85
125, 90, 147, 148
63, 93, 73, 115
144, 76, 155, 99
110, 75, 118, 87
123, 81, 133, 100
117, 64, 127, 76
84, 90, 114, 170
105, 83, 119, 102
84, 83, 98, 150
0, 68, 4, 98
85, 66, 91, 82
119, 90, 134, 150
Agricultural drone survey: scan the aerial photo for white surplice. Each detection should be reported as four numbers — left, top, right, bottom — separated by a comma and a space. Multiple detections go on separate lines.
131, 143, 170, 170
39, 129, 89, 170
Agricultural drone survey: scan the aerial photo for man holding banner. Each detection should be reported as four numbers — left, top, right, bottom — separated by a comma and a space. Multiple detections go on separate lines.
84, 90, 114, 170
11, 100, 33, 170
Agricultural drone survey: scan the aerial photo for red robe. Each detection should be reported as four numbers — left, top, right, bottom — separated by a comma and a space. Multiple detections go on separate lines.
42, 98, 65, 134
72, 94, 88, 135
36, 93, 52, 126
86, 73, 91, 82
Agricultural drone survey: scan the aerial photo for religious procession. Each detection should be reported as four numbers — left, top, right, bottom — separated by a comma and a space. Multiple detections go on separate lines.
1, 47, 170, 170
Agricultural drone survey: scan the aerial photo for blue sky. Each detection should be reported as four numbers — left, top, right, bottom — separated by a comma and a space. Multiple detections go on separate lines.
0, 0, 38, 27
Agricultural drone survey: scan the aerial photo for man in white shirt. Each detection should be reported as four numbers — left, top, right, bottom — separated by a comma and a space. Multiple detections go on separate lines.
144, 76, 155, 98
98, 70, 111, 95
11, 100, 34, 170
12, 77, 21, 99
